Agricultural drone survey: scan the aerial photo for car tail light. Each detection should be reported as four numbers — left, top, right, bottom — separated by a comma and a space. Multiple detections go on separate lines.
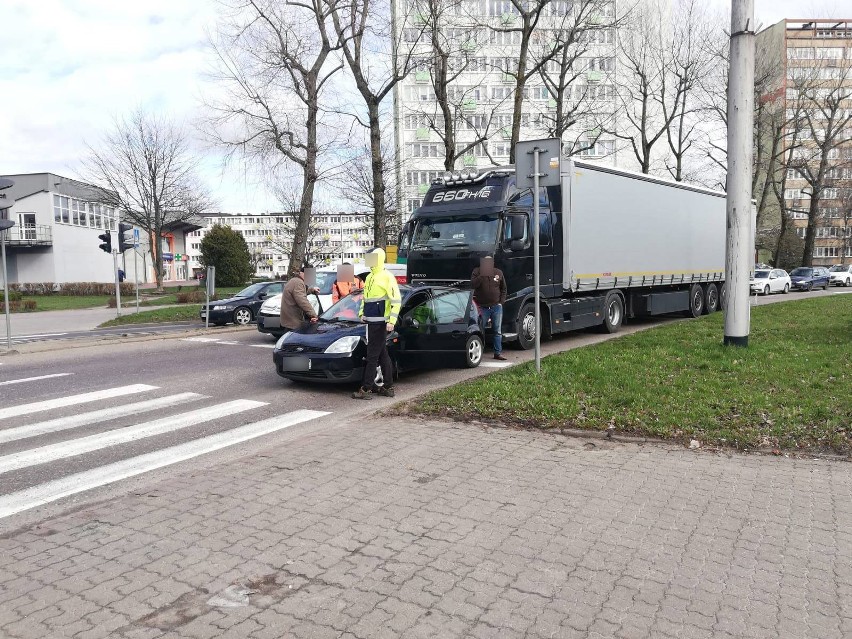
396, 275, 407, 284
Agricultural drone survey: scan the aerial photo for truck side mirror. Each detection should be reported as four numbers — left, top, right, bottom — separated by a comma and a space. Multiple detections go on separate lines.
506, 215, 526, 241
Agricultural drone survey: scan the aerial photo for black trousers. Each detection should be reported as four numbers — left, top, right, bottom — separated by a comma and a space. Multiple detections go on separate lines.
362, 322, 393, 390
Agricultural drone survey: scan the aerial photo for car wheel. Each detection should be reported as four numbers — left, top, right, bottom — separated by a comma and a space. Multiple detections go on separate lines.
463, 335, 483, 368
783, 283, 789, 294
684, 284, 704, 318
805, 282, 813, 292
233, 306, 252, 325
600, 291, 624, 333
846, 278, 851, 287
516, 302, 536, 350
704, 283, 719, 313
763, 285, 770, 296
823, 281, 829, 290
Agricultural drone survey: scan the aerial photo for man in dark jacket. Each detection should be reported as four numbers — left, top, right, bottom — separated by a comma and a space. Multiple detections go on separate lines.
280, 265, 319, 331
471, 256, 507, 360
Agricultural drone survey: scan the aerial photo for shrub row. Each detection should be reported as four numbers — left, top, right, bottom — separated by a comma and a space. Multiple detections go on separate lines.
8, 300, 37, 312
6, 282, 135, 296
176, 291, 207, 303
0, 291, 23, 303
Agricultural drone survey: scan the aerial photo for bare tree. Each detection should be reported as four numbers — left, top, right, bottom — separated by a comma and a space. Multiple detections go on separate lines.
205, 0, 343, 277
336, 145, 400, 245
82, 108, 211, 290
329, 0, 422, 248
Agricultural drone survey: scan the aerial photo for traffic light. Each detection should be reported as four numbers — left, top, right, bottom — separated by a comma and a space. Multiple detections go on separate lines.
0, 177, 15, 213
118, 222, 134, 252
98, 231, 112, 254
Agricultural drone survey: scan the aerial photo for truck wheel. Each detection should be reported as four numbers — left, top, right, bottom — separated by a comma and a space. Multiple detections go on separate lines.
704, 283, 719, 314
600, 291, 624, 334
684, 284, 704, 318
516, 302, 536, 350
719, 283, 727, 310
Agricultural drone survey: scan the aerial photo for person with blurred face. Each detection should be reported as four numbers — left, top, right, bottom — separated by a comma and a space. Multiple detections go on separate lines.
352, 248, 401, 400
280, 264, 320, 332
332, 262, 364, 304
471, 256, 507, 360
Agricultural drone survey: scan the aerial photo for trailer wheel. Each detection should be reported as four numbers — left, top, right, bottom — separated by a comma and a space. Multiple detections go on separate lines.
516, 302, 536, 350
600, 291, 624, 334
704, 283, 719, 314
685, 284, 704, 318
719, 283, 727, 310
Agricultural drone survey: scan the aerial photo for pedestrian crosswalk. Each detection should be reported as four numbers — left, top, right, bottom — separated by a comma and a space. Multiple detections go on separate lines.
0, 382, 329, 520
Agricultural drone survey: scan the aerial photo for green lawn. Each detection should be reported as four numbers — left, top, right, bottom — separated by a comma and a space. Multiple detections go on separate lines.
98, 306, 203, 327
397, 295, 852, 454
14, 295, 112, 312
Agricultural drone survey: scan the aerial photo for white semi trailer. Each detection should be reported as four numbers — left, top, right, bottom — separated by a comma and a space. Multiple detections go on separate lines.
400, 159, 730, 349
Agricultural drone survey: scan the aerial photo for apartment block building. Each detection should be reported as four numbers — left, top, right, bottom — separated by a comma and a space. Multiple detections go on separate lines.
757, 19, 852, 266
393, 0, 620, 216
185, 212, 377, 278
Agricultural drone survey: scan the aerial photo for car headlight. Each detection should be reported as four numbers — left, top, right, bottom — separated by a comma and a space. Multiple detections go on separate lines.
325, 336, 361, 354
260, 301, 281, 313
212, 305, 227, 311
275, 332, 295, 349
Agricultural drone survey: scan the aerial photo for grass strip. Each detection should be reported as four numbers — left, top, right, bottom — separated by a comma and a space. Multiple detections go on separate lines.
399, 295, 852, 454
98, 306, 202, 327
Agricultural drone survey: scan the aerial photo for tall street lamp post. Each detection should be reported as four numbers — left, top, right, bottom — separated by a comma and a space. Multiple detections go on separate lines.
0, 218, 15, 351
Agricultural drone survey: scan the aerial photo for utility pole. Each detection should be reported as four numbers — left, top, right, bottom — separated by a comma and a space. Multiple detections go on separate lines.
723, 0, 755, 347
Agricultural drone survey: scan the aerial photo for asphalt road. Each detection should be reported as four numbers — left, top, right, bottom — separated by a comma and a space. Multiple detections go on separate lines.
0, 285, 848, 530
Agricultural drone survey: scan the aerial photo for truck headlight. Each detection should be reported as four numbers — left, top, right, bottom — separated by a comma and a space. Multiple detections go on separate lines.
325, 336, 361, 354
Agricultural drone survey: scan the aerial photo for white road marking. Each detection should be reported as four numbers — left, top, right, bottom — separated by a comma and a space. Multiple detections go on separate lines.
10, 333, 68, 340
0, 384, 158, 421
479, 362, 513, 368
0, 373, 73, 386
0, 399, 268, 474
216, 341, 242, 345
181, 337, 221, 343
251, 344, 276, 349
0, 392, 205, 445
0, 409, 330, 519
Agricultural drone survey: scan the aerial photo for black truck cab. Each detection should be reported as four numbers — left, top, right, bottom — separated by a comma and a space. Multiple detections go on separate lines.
400, 168, 560, 346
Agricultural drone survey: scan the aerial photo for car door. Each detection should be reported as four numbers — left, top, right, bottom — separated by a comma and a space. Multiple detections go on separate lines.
428, 289, 475, 354
818, 268, 830, 287
397, 291, 435, 368
770, 270, 782, 292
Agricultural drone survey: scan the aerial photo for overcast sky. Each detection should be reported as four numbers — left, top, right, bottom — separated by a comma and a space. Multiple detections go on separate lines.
0, 0, 847, 213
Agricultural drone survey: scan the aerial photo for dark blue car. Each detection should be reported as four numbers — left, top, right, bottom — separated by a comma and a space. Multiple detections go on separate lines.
273, 285, 484, 385
789, 267, 831, 291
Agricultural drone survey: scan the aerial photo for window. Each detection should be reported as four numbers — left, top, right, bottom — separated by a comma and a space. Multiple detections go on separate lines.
530, 86, 551, 101
784, 188, 808, 201
814, 246, 839, 258
582, 29, 614, 44
488, 0, 518, 16
490, 30, 521, 46
407, 143, 441, 158
407, 198, 422, 212
407, 171, 442, 186
491, 142, 511, 157
587, 57, 615, 71
823, 188, 839, 199
787, 47, 814, 60
549, 0, 573, 16
795, 227, 806, 238
405, 86, 436, 102
431, 290, 471, 324
53, 195, 70, 224
815, 47, 843, 59
578, 139, 615, 157
491, 86, 513, 100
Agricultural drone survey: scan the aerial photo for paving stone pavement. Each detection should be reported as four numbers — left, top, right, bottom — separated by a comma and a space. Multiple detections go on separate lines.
1, 417, 850, 639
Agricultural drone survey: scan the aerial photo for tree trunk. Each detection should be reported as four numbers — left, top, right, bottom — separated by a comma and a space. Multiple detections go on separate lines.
368, 100, 386, 249
509, 19, 531, 165
288, 88, 319, 277
801, 195, 820, 267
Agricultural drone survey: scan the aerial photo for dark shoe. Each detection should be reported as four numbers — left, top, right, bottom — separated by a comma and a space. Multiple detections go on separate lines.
376, 386, 395, 398
494, 354, 507, 361
352, 388, 373, 400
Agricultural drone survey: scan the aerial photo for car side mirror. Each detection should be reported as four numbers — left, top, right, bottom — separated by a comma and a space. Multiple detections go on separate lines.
402, 316, 416, 327
258, 292, 267, 299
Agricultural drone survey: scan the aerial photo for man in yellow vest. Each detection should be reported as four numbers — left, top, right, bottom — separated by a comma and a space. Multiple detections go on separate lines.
353, 247, 401, 399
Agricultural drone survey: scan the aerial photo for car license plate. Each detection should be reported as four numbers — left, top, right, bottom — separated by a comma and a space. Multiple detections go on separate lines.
282, 356, 311, 371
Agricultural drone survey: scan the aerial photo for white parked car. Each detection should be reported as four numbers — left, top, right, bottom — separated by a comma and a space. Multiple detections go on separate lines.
750, 268, 791, 295
829, 264, 852, 287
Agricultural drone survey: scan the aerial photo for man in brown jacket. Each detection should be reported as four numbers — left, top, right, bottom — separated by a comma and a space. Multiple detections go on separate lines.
471, 256, 507, 360
280, 265, 319, 331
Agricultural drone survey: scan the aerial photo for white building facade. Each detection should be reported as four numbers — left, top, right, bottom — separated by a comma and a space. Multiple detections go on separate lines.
393, 0, 621, 215
185, 212, 377, 278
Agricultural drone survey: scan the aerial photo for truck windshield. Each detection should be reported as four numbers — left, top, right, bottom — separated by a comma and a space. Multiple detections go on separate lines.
411, 216, 498, 251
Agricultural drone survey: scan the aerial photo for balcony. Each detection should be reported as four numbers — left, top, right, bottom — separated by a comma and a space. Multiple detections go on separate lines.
3, 224, 52, 247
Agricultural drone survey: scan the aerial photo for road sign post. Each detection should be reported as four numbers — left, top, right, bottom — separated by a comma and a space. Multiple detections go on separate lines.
0, 219, 15, 352
515, 138, 562, 374
205, 266, 216, 330
112, 249, 122, 318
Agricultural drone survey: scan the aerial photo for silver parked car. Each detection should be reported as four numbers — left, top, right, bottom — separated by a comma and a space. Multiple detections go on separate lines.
829, 264, 852, 287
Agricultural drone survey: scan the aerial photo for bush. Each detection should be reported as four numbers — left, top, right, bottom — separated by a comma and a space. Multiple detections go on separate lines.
9, 300, 37, 312
0, 291, 23, 303
176, 290, 206, 303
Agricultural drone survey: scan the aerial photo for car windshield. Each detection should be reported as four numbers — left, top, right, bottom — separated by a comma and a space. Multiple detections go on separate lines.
235, 283, 266, 298
829, 265, 849, 272
320, 291, 364, 321
411, 215, 498, 251
315, 271, 337, 295
791, 268, 812, 276
754, 270, 770, 279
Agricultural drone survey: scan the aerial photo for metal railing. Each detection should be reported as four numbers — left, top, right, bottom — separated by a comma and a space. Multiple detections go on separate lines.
3, 224, 52, 246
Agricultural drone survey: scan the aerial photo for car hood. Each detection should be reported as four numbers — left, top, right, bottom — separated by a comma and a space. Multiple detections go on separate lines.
210, 295, 253, 306
790, 275, 813, 282
279, 320, 367, 348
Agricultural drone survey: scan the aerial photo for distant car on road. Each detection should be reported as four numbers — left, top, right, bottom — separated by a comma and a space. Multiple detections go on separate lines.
829, 264, 852, 287
273, 285, 483, 385
750, 268, 791, 295
789, 267, 831, 291
200, 281, 284, 326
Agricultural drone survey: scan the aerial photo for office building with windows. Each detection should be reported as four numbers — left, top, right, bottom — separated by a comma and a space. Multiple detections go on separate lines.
393, 0, 620, 216
757, 19, 852, 265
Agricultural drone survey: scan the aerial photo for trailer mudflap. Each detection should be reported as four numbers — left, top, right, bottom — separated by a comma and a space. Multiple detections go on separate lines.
547, 297, 605, 333
635, 290, 690, 315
